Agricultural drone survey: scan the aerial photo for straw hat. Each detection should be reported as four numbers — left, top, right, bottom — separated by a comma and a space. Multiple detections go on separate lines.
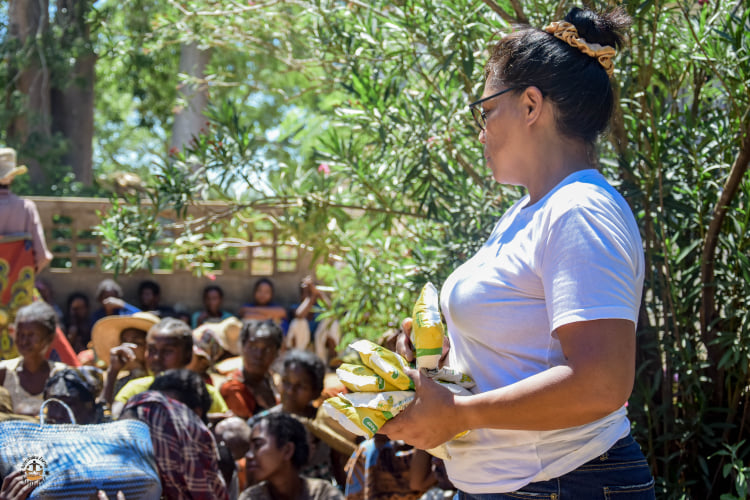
90, 312, 161, 364
0, 148, 28, 184
193, 316, 243, 358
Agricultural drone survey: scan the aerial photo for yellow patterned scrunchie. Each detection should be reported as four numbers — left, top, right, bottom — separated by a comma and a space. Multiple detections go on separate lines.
543, 21, 616, 77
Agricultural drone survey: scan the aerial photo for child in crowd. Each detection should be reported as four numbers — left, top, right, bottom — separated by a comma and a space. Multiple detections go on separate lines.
239, 278, 287, 325
249, 350, 346, 484
241, 412, 344, 500
192, 285, 234, 328
220, 320, 281, 419
93, 311, 160, 406
215, 416, 252, 499
188, 316, 242, 386
0, 302, 67, 416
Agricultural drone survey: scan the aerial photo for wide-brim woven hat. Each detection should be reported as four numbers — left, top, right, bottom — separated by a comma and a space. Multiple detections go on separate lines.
193, 316, 243, 357
91, 312, 161, 364
0, 148, 28, 184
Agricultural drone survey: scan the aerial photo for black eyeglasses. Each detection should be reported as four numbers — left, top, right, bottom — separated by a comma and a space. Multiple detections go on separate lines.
468, 87, 520, 132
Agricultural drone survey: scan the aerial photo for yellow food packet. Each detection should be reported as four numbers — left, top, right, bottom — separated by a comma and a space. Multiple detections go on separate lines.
323, 396, 391, 438
412, 282, 445, 370
350, 339, 414, 391
340, 391, 414, 413
336, 363, 401, 393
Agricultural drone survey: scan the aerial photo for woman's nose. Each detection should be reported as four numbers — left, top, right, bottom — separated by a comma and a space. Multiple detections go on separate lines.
478, 128, 486, 144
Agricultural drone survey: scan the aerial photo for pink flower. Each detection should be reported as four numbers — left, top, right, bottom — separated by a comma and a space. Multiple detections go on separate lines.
318, 163, 331, 175
207, 273, 217, 281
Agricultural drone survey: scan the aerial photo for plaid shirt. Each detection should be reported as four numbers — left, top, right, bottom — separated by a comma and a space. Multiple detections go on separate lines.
123, 391, 229, 500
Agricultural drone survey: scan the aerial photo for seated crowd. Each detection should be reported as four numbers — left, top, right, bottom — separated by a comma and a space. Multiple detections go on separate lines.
0, 277, 455, 500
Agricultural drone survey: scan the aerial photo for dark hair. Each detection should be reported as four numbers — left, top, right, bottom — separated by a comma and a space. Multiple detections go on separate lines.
95, 279, 123, 300
283, 350, 325, 396
15, 302, 57, 337
149, 317, 194, 365
66, 292, 89, 310
252, 278, 275, 302
239, 319, 283, 350
485, 7, 630, 144
150, 369, 212, 423
203, 285, 224, 299
254, 412, 309, 469
138, 280, 161, 296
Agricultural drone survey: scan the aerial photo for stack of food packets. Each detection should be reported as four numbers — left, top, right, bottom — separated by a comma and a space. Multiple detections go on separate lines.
323, 283, 475, 458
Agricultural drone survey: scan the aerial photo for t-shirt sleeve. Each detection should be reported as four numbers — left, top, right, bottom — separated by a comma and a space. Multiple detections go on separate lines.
541, 203, 643, 333
207, 384, 228, 413
114, 377, 152, 404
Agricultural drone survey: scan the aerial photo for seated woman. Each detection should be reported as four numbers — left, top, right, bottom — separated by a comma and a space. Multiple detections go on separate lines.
43, 366, 106, 424
241, 412, 343, 500
0, 302, 67, 416
238, 279, 287, 325
192, 285, 234, 329
220, 320, 281, 419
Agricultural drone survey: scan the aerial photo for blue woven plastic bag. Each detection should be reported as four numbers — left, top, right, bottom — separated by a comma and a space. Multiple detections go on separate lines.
0, 399, 161, 499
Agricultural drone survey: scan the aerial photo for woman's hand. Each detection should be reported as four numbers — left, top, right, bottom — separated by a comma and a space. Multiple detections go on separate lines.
0, 470, 37, 500
379, 367, 466, 450
395, 318, 451, 367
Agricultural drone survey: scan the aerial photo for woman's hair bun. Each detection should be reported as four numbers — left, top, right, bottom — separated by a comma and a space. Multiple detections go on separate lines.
564, 7, 631, 50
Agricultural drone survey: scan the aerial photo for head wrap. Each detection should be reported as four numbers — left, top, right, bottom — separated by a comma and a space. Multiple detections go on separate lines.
543, 21, 617, 77
44, 367, 104, 403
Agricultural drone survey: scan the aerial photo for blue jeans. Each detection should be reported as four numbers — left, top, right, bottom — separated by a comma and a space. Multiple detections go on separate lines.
456, 434, 655, 499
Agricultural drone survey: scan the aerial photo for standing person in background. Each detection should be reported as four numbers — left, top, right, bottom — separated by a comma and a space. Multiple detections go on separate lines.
384, 7, 655, 498
0, 148, 53, 360
238, 278, 287, 325
192, 285, 234, 328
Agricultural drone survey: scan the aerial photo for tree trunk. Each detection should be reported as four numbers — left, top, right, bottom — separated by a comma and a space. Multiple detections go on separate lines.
7, 0, 51, 185
51, 0, 96, 186
170, 42, 211, 156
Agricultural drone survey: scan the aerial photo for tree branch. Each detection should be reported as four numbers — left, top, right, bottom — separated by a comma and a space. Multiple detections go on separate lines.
480, 0, 516, 24
700, 116, 750, 351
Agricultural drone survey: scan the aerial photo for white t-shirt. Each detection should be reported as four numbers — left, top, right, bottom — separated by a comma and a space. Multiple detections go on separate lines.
441, 169, 644, 493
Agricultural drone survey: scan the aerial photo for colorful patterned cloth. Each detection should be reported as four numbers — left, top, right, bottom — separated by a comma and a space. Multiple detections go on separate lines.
344, 437, 425, 500
0, 236, 36, 359
122, 391, 229, 500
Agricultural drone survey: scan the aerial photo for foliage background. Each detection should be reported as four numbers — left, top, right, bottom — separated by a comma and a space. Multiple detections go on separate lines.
2, 0, 750, 497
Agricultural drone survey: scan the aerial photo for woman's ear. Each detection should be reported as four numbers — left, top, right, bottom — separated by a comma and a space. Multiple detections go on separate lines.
281, 441, 295, 462
521, 86, 545, 125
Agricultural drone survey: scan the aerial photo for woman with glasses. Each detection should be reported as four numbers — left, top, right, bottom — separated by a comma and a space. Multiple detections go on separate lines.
384, 7, 656, 499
